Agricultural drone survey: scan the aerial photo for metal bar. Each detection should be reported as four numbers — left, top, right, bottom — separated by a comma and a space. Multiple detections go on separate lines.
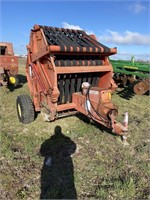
76, 74, 82, 92
58, 75, 64, 104
50, 27, 70, 51
64, 74, 70, 103
92, 74, 98, 86
69, 74, 75, 102
57, 102, 76, 112
56, 65, 112, 74
57, 110, 78, 119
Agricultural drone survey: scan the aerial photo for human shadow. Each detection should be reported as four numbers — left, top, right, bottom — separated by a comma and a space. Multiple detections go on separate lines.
40, 126, 77, 199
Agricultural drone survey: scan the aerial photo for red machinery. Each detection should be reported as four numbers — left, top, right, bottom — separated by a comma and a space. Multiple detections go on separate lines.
16, 25, 128, 136
0, 42, 19, 87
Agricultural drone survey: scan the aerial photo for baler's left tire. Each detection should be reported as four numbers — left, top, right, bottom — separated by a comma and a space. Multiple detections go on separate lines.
16, 95, 35, 124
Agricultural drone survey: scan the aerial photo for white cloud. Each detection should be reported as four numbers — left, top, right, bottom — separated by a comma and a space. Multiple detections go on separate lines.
61, 22, 150, 60
128, 2, 146, 14
62, 23, 150, 46
62, 22, 82, 30
62, 22, 94, 35
99, 30, 150, 45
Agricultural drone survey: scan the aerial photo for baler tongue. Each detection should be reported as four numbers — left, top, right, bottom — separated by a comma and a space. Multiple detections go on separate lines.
23, 24, 128, 137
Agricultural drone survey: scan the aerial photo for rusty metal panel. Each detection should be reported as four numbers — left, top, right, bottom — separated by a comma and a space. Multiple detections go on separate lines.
0, 42, 18, 86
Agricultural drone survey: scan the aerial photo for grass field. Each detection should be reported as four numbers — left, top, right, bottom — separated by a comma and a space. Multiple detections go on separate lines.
0, 58, 150, 200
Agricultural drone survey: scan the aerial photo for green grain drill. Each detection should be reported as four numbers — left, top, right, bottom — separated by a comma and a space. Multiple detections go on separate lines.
110, 58, 150, 95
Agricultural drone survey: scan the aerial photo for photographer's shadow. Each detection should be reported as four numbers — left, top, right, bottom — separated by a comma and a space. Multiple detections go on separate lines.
40, 126, 77, 199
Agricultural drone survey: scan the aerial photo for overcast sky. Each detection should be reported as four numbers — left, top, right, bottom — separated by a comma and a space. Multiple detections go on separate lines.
0, 0, 149, 61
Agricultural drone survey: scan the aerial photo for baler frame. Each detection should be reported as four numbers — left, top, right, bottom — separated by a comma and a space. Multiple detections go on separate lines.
16, 24, 128, 137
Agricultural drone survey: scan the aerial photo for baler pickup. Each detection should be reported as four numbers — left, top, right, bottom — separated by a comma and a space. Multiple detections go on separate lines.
16, 24, 128, 136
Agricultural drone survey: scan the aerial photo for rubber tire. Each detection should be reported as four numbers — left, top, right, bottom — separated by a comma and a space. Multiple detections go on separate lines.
16, 95, 35, 124
13, 75, 19, 87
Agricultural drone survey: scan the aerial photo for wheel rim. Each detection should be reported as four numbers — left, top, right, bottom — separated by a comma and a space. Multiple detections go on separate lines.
17, 103, 22, 118
9, 76, 16, 84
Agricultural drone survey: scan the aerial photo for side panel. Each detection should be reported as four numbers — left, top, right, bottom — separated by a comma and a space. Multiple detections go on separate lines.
0, 56, 18, 75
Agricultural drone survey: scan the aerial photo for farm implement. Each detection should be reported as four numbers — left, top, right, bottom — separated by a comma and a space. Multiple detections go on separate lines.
111, 59, 150, 95
16, 24, 128, 136
0, 42, 19, 87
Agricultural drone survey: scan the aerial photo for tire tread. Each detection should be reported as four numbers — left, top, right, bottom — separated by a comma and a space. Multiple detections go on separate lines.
16, 94, 35, 124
